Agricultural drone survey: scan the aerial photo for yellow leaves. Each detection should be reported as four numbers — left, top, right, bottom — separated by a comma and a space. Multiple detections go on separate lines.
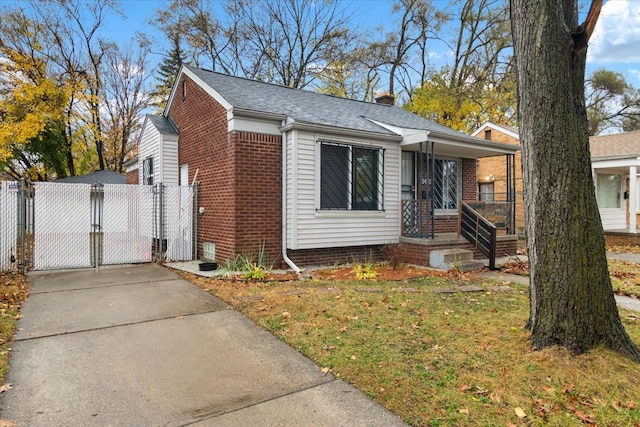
514, 407, 527, 418
0, 45, 70, 162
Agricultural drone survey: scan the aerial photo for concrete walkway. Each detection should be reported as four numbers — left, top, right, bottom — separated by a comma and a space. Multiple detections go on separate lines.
1, 264, 406, 427
477, 267, 640, 313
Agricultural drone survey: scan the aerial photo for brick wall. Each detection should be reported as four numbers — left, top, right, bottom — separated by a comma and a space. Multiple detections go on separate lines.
232, 131, 282, 263
396, 236, 518, 267
168, 74, 283, 264
462, 158, 477, 200
126, 169, 138, 184
169, 74, 237, 262
605, 232, 640, 246
288, 245, 385, 267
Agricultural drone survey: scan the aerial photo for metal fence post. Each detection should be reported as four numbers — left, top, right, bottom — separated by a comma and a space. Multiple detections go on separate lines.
192, 182, 198, 261
17, 179, 25, 275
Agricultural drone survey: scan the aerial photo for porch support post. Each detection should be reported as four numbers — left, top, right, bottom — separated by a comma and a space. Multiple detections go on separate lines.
630, 165, 637, 232
430, 141, 435, 239
506, 153, 516, 235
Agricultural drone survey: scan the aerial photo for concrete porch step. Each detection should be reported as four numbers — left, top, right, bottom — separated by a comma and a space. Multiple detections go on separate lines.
429, 249, 475, 270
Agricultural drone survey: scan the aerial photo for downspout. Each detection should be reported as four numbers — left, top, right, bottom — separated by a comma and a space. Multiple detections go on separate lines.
281, 129, 302, 273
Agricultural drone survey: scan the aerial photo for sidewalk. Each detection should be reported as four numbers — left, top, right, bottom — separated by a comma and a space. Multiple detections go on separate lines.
1, 264, 407, 426
477, 255, 640, 312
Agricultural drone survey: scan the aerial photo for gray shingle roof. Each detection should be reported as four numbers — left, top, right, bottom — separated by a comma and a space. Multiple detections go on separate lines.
55, 170, 127, 185
590, 130, 640, 159
185, 66, 478, 141
147, 114, 178, 135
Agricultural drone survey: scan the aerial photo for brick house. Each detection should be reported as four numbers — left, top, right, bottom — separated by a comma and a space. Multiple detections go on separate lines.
475, 123, 640, 244
135, 65, 519, 269
473, 122, 525, 236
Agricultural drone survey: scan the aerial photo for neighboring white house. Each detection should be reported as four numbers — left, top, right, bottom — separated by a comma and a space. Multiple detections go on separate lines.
590, 130, 640, 233
137, 114, 179, 186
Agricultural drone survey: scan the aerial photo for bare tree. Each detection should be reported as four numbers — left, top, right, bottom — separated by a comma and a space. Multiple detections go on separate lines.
153, 0, 355, 89
586, 68, 640, 135
511, 0, 640, 360
380, 0, 444, 98
230, 0, 355, 88
102, 44, 152, 172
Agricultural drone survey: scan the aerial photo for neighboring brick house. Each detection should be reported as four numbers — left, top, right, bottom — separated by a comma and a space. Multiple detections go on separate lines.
473, 122, 524, 236
123, 157, 139, 185
136, 65, 519, 269
475, 124, 640, 244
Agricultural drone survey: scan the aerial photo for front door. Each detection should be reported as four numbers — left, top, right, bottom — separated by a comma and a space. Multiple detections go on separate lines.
401, 151, 419, 236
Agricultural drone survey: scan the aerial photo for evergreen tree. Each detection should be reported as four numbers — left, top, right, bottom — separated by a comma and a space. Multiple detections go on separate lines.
151, 33, 187, 110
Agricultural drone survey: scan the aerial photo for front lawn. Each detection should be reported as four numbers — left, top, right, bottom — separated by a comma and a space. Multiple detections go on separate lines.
182, 268, 640, 427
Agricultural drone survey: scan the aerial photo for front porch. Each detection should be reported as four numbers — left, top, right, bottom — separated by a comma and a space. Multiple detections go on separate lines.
398, 233, 518, 267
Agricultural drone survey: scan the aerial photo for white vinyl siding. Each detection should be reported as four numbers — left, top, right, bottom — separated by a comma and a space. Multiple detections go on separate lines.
161, 134, 179, 185
286, 130, 400, 250
600, 210, 627, 230
138, 120, 160, 185
137, 118, 179, 185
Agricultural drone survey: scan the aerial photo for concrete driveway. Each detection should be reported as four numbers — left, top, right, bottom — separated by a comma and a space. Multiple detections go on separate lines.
1, 264, 406, 426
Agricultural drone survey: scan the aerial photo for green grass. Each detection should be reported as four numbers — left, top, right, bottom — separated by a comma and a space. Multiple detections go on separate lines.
184, 270, 640, 427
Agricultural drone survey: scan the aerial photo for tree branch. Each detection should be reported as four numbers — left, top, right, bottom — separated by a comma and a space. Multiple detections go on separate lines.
574, 0, 602, 52
583, 0, 603, 43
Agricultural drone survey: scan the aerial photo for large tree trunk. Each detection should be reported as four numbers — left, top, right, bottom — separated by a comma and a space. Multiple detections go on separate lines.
510, 0, 640, 361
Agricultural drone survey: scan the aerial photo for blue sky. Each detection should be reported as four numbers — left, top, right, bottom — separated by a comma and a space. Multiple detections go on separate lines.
103, 0, 640, 86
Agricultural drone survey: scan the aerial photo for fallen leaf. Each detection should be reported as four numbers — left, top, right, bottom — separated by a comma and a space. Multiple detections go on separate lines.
514, 407, 526, 418
0, 384, 11, 393
458, 408, 470, 415
282, 312, 291, 319
381, 295, 390, 303
0, 420, 16, 427
321, 367, 331, 374
350, 355, 357, 360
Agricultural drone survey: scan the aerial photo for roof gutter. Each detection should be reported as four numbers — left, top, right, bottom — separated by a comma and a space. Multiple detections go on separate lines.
281, 129, 301, 273
280, 120, 402, 143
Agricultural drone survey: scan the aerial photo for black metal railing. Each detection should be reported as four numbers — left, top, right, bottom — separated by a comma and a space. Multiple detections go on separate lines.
459, 201, 497, 270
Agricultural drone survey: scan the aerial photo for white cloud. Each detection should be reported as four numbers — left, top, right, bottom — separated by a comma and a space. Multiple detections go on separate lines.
588, 0, 640, 63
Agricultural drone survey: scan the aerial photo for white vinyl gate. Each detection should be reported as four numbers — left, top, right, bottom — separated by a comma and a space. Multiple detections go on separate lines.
0, 181, 194, 272
0, 182, 18, 271
102, 184, 154, 265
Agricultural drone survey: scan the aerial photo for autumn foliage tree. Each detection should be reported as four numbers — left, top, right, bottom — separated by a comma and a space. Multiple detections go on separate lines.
406, 0, 516, 132
0, 45, 71, 180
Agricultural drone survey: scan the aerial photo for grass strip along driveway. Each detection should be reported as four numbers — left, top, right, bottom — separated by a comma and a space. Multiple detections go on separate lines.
182, 266, 640, 427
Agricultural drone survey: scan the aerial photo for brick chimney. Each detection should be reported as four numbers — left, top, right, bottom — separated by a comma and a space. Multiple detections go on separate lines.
375, 94, 395, 106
